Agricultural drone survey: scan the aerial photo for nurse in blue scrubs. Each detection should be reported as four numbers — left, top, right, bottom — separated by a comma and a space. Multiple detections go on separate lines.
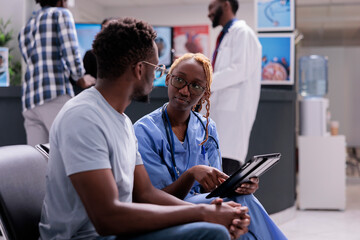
134, 53, 287, 240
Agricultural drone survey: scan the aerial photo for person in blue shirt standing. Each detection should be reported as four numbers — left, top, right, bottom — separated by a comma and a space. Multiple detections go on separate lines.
18, 0, 95, 146
134, 53, 287, 240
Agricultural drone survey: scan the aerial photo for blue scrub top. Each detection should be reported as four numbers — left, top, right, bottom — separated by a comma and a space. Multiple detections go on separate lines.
134, 104, 222, 197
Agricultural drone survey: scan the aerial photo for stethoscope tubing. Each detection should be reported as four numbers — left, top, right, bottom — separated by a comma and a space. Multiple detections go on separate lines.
161, 104, 220, 181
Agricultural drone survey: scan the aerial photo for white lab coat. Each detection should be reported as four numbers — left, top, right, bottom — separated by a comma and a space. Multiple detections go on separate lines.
206, 20, 262, 163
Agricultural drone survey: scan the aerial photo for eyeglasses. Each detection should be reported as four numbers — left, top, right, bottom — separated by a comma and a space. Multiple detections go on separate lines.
168, 74, 205, 96
141, 61, 168, 79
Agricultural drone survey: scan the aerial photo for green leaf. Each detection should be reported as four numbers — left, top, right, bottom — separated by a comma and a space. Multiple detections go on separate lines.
0, 17, 13, 47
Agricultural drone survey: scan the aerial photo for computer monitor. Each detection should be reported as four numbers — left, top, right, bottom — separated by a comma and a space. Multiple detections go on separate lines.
75, 23, 101, 59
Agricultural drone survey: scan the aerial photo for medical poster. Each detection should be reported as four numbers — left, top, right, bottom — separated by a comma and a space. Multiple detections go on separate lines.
154, 26, 172, 67
0, 47, 9, 87
258, 33, 294, 85
173, 25, 209, 59
255, 0, 294, 32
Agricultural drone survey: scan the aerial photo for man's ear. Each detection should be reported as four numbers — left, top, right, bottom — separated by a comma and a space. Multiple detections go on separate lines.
133, 62, 142, 81
223, 0, 231, 12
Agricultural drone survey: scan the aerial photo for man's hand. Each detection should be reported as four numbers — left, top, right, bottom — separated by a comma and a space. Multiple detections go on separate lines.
234, 177, 259, 195
189, 165, 228, 192
229, 213, 250, 240
77, 74, 96, 89
203, 200, 250, 240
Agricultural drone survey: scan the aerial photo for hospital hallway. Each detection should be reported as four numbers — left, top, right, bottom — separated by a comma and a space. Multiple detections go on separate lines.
272, 177, 360, 240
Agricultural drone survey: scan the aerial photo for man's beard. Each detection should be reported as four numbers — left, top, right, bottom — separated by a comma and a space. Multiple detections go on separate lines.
132, 85, 150, 103
132, 94, 150, 103
212, 6, 223, 28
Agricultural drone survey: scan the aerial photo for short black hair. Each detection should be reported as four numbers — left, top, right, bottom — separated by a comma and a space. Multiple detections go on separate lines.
35, 0, 60, 7
101, 17, 118, 28
92, 17, 157, 80
221, 0, 239, 14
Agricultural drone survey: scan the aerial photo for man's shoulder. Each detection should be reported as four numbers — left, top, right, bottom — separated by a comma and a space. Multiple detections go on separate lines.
39, 7, 72, 19
230, 20, 253, 33
58, 90, 100, 120
229, 20, 259, 45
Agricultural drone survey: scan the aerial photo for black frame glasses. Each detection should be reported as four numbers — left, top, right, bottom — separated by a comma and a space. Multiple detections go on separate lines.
168, 73, 205, 96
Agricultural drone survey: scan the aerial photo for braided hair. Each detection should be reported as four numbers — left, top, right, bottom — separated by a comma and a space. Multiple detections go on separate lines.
169, 53, 213, 145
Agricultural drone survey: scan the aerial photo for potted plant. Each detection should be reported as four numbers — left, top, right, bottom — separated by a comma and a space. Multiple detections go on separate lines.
0, 18, 21, 87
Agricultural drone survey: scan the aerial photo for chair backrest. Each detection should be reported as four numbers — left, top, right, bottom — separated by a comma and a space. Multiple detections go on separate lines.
0, 145, 47, 240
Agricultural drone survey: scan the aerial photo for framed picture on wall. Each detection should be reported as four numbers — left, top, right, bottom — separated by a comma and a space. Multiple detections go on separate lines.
0, 47, 9, 87
154, 26, 173, 67
153, 26, 173, 87
173, 25, 210, 59
255, 0, 295, 32
258, 33, 294, 85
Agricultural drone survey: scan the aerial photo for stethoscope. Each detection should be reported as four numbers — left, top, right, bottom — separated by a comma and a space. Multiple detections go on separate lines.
161, 103, 220, 181
264, 0, 290, 26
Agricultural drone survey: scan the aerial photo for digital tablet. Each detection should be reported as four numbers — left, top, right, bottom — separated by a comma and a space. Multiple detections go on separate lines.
206, 153, 281, 199
35, 143, 50, 159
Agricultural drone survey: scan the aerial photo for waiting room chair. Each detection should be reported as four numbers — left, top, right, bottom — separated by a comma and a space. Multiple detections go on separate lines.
0, 145, 47, 240
346, 146, 360, 177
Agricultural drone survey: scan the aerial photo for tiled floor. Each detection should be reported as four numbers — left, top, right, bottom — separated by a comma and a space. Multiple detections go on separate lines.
276, 177, 360, 240
1, 178, 359, 240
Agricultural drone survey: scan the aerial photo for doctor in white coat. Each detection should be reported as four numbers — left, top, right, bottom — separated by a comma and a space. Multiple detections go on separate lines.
206, 0, 262, 166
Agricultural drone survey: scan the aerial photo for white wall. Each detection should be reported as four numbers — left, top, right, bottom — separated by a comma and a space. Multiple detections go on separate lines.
68, 0, 105, 23
297, 46, 360, 146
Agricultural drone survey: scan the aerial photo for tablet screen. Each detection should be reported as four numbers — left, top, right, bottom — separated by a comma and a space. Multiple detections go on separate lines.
206, 153, 281, 199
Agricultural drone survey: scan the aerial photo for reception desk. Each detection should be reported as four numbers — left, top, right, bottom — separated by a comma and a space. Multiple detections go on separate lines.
0, 86, 296, 214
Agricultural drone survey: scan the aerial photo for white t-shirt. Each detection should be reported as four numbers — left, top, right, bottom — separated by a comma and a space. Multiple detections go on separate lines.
39, 87, 143, 240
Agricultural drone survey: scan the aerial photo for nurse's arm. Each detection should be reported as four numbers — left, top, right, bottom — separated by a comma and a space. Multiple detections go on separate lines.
161, 165, 228, 199
161, 168, 197, 199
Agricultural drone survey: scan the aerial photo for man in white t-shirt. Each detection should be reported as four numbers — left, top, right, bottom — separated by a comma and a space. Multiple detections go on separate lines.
39, 18, 250, 240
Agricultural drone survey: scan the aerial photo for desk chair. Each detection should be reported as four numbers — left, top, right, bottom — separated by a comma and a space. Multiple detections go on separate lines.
0, 145, 47, 240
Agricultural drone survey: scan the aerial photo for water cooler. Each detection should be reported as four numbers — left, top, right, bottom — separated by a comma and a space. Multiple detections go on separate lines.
298, 55, 346, 210
298, 55, 329, 136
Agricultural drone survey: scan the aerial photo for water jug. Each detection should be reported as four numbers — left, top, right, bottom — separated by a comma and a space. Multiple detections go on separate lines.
299, 55, 328, 98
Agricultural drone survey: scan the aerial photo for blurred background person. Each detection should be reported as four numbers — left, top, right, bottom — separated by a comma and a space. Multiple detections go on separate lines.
18, 0, 95, 146
206, 0, 262, 171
